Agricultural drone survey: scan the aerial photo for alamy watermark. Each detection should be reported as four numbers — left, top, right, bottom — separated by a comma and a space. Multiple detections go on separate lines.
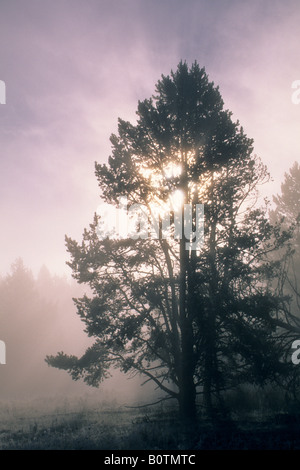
291, 340, 300, 364
96, 196, 204, 251
0, 80, 6, 104
0, 340, 6, 364
291, 80, 300, 105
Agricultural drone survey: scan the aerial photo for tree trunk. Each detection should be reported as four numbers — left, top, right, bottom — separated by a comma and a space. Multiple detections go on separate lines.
178, 369, 197, 425
177, 152, 197, 426
178, 215, 197, 425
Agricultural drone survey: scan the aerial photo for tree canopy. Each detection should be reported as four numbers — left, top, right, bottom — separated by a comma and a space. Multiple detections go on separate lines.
46, 62, 296, 422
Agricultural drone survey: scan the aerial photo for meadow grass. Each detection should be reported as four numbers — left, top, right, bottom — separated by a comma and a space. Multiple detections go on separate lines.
1, 393, 300, 450
0, 397, 190, 450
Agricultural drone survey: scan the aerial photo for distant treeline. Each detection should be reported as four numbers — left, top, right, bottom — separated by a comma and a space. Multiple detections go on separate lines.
0, 259, 92, 399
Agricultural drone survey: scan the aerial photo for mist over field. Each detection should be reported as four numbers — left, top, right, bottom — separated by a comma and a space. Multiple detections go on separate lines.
0, 260, 157, 405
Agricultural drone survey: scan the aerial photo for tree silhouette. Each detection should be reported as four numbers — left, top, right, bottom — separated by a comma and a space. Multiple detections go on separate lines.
268, 162, 300, 395
269, 163, 300, 318
273, 162, 300, 227
0, 259, 91, 399
46, 62, 291, 423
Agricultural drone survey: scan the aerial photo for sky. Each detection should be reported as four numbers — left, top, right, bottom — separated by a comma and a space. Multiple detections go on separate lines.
0, 0, 300, 278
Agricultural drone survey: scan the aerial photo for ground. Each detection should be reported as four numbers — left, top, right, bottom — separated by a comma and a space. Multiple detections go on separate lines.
0, 396, 300, 450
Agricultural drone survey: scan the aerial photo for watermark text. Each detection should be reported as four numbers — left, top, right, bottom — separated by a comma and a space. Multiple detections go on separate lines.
291, 340, 300, 364
0, 340, 6, 364
96, 196, 204, 251
291, 80, 300, 105
0, 80, 6, 104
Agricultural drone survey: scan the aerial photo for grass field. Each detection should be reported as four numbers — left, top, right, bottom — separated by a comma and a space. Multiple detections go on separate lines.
1, 395, 300, 450
0, 397, 190, 450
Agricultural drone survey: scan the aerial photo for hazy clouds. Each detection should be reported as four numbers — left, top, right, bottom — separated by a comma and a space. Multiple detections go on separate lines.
0, 0, 299, 276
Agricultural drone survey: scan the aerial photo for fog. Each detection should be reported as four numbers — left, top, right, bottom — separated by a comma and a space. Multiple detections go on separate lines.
0, 259, 158, 406
0, 0, 300, 278
0, 0, 300, 411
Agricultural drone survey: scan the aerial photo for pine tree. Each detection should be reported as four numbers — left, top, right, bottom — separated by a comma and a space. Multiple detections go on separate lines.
270, 162, 300, 333
46, 62, 291, 423
273, 162, 300, 227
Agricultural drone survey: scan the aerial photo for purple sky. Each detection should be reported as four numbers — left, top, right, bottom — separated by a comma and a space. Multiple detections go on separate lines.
0, 0, 299, 277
